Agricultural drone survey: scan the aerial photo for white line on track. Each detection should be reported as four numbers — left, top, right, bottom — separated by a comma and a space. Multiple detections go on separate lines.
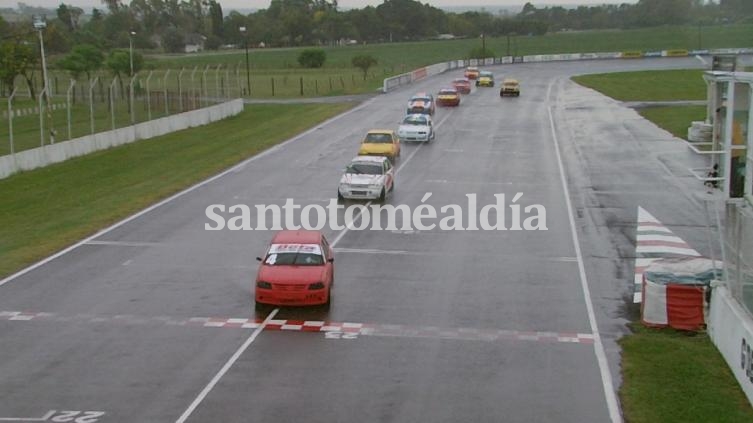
331, 111, 454, 248
695, 55, 708, 65
546, 80, 622, 423
174, 308, 279, 423
0, 99, 376, 289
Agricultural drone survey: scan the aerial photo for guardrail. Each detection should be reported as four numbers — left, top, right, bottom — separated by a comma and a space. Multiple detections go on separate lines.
382, 47, 753, 93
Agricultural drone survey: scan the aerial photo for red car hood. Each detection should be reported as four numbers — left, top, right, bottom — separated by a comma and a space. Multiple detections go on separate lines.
257, 265, 326, 284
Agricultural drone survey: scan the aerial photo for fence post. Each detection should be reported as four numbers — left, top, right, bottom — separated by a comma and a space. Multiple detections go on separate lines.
202, 65, 210, 108
215, 64, 222, 102
235, 64, 241, 98
271, 77, 275, 97
190, 66, 198, 110
178, 67, 185, 112
109, 77, 117, 130
146, 71, 154, 120
300, 77, 304, 96
38, 86, 47, 147
8, 87, 17, 162
163, 69, 171, 116
225, 68, 230, 100
89, 77, 98, 134
67, 79, 76, 139
129, 75, 137, 124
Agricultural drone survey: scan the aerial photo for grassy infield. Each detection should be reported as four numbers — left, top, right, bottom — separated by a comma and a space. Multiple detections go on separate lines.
1, 25, 753, 422
575, 71, 753, 422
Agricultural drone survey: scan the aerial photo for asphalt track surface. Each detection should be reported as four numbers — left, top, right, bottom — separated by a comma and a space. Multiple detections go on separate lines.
0, 56, 723, 423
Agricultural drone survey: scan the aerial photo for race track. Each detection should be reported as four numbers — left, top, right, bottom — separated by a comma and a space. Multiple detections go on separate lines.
0, 56, 718, 423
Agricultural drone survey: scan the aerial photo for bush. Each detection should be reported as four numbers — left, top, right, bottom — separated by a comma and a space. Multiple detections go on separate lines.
352, 55, 378, 80
298, 49, 326, 68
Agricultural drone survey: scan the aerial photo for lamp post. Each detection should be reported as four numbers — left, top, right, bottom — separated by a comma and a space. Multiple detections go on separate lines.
33, 15, 54, 144
239, 26, 250, 96
129, 31, 136, 77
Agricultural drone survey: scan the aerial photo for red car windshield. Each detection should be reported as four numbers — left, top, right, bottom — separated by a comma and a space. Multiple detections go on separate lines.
265, 244, 324, 266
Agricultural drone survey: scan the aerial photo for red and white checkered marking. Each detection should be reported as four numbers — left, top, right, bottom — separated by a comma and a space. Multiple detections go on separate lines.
633, 207, 701, 303
0, 311, 594, 345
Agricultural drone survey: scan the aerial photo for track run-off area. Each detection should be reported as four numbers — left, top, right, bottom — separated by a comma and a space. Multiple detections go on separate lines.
0, 57, 720, 422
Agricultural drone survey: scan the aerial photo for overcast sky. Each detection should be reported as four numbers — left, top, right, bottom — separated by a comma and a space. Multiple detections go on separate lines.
2, 0, 638, 11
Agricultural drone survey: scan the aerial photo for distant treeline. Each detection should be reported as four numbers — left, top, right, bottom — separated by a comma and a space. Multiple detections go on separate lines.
1, 0, 752, 55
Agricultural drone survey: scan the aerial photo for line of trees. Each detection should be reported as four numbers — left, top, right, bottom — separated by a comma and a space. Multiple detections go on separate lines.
1, 0, 752, 95
1, 0, 751, 58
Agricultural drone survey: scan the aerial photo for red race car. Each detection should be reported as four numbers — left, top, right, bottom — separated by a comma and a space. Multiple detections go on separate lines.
255, 230, 334, 310
452, 78, 471, 94
437, 88, 461, 107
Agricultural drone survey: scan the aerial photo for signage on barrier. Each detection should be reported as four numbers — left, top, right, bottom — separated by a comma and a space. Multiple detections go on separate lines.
644, 51, 663, 57
663, 49, 689, 57
622, 51, 643, 59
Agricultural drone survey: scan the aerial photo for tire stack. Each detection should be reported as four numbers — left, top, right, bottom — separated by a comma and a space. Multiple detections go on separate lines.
687, 121, 712, 142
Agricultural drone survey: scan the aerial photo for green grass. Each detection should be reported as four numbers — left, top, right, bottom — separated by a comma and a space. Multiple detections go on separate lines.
638, 105, 707, 139
620, 323, 753, 423
573, 69, 707, 101
148, 24, 753, 70
0, 103, 353, 278
10, 23, 747, 100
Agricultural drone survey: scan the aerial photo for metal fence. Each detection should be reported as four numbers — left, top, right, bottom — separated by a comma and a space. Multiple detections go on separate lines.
2, 67, 242, 157
724, 200, 753, 317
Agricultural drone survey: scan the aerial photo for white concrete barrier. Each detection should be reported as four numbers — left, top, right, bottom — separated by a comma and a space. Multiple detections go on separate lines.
709, 285, 753, 406
0, 99, 244, 179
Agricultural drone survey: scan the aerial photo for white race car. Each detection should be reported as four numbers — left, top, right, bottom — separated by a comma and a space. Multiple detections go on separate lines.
338, 156, 395, 201
397, 114, 435, 143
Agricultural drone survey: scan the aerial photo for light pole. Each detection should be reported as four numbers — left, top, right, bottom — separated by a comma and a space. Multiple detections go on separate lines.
33, 15, 54, 144
129, 31, 136, 77
239, 26, 250, 96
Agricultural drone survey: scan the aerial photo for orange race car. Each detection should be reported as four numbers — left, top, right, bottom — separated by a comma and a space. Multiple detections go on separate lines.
464, 66, 480, 80
437, 88, 461, 107
452, 78, 472, 94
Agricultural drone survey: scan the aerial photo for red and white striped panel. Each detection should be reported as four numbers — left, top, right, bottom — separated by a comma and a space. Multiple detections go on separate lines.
633, 207, 700, 303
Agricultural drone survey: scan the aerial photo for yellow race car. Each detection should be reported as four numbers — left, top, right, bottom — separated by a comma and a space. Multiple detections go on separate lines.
476, 71, 495, 87
359, 129, 401, 161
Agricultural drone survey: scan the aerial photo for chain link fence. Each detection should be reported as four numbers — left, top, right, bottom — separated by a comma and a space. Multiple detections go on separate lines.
2, 66, 385, 157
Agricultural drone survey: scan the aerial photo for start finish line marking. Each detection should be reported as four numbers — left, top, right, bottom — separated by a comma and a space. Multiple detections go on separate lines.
0, 310, 594, 346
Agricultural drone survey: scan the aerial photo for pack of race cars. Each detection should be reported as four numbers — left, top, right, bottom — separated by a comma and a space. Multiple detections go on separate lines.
255, 66, 520, 310
337, 66, 519, 204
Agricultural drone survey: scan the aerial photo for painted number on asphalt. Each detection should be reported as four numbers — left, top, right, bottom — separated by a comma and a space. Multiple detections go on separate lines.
325, 331, 358, 340
49, 410, 106, 422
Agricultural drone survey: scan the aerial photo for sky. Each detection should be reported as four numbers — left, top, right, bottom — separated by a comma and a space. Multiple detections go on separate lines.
2, 0, 638, 11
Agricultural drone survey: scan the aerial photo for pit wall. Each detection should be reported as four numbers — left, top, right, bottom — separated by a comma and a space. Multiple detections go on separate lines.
0, 99, 244, 179
709, 284, 753, 405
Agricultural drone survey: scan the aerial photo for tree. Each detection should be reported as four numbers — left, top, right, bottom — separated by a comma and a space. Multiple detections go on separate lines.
57, 44, 104, 80
161, 27, 185, 53
352, 54, 377, 80
0, 41, 38, 98
106, 49, 143, 92
298, 48, 326, 68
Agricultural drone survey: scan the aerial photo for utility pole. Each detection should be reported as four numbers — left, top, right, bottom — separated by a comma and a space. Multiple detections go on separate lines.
129, 31, 136, 77
239, 26, 250, 96
34, 15, 55, 144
